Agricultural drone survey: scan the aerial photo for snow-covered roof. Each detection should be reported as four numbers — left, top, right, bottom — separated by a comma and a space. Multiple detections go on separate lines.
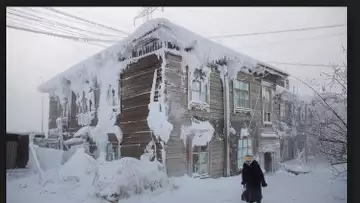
275, 85, 296, 102
38, 18, 287, 93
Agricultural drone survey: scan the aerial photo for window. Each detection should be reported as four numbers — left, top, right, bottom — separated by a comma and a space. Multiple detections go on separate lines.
280, 103, 285, 119
237, 138, 252, 169
106, 142, 121, 161
285, 79, 290, 90
191, 80, 208, 103
106, 84, 120, 114
234, 80, 250, 109
263, 88, 271, 122
192, 145, 209, 176
285, 103, 292, 121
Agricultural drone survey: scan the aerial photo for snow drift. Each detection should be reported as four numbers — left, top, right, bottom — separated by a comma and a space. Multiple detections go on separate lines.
94, 156, 169, 202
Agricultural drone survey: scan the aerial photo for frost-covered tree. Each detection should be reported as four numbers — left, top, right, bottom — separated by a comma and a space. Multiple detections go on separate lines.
300, 47, 347, 177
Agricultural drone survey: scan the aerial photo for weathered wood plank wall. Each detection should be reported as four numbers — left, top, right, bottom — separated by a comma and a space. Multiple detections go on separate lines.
165, 52, 225, 178
229, 72, 262, 174
164, 52, 188, 177
119, 54, 162, 159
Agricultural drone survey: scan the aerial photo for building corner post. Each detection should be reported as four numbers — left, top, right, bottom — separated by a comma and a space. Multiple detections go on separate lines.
223, 75, 230, 177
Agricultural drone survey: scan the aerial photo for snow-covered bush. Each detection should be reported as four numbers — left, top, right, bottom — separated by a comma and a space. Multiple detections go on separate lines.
94, 157, 169, 202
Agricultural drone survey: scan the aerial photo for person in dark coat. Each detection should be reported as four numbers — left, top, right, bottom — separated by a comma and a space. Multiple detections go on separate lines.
241, 155, 267, 203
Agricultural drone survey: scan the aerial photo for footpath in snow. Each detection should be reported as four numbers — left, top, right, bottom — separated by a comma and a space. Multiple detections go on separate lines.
7, 154, 346, 203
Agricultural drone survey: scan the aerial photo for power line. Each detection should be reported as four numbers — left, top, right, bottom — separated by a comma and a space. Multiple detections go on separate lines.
7, 23, 108, 48
209, 24, 346, 39
7, 8, 123, 40
6, 24, 114, 47
23, 7, 108, 30
239, 32, 346, 49
265, 62, 347, 68
45, 7, 130, 36
7, 14, 111, 43
19, 7, 123, 39
133, 7, 163, 26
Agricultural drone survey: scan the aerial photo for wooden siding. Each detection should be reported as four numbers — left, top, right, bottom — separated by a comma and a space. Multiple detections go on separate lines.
209, 70, 225, 178
229, 72, 262, 174
164, 52, 188, 176
119, 54, 162, 159
165, 52, 225, 178
210, 140, 224, 178
48, 96, 62, 129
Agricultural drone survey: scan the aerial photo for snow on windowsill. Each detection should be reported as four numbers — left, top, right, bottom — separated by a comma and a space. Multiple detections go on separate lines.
229, 127, 236, 135
260, 132, 278, 138
188, 100, 210, 112
263, 121, 273, 126
234, 107, 252, 114
180, 120, 215, 147
240, 128, 250, 138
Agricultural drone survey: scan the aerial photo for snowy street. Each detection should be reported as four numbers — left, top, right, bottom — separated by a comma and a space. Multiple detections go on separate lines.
7, 157, 346, 203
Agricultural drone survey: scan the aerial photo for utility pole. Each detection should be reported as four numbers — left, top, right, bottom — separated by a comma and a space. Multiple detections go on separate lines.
133, 7, 164, 26
40, 76, 44, 134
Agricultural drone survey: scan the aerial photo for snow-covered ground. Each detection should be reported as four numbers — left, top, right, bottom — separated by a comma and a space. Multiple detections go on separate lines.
7, 155, 346, 203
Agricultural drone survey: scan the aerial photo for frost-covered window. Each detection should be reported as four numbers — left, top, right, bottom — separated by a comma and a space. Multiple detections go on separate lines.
237, 138, 252, 169
234, 80, 250, 109
191, 80, 208, 103
106, 84, 120, 114
192, 145, 209, 176
263, 88, 271, 122
106, 143, 121, 161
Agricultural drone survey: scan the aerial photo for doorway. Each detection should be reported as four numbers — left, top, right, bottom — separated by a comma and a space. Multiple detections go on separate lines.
264, 152, 272, 172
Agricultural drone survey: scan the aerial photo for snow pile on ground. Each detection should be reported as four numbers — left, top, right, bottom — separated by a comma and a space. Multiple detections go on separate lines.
121, 158, 346, 203
35, 147, 64, 171
94, 157, 169, 202
59, 148, 97, 185
282, 162, 312, 174
7, 156, 346, 203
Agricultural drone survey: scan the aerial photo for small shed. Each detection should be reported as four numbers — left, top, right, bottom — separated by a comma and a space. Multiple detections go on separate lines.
6, 132, 32, 169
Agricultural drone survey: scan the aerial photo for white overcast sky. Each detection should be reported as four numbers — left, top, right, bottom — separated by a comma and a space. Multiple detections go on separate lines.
6, 7, 347, 133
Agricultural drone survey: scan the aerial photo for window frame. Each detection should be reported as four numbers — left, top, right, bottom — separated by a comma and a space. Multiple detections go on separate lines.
262, 86, 272, 123
233, 80, 251, 112
187, 68, 211, 109
237, 138, 253, 170
280, 103, 286, 120
191, 144, 210, 177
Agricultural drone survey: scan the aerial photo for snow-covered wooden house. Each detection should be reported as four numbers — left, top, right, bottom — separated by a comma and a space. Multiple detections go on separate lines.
39, 18, 290, 177
274, 85, 298, 163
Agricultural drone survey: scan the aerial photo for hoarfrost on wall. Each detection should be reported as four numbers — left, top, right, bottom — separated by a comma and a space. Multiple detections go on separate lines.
181, 119, 215, 147
39, 18, 288, 160
147, 52, 173, 144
